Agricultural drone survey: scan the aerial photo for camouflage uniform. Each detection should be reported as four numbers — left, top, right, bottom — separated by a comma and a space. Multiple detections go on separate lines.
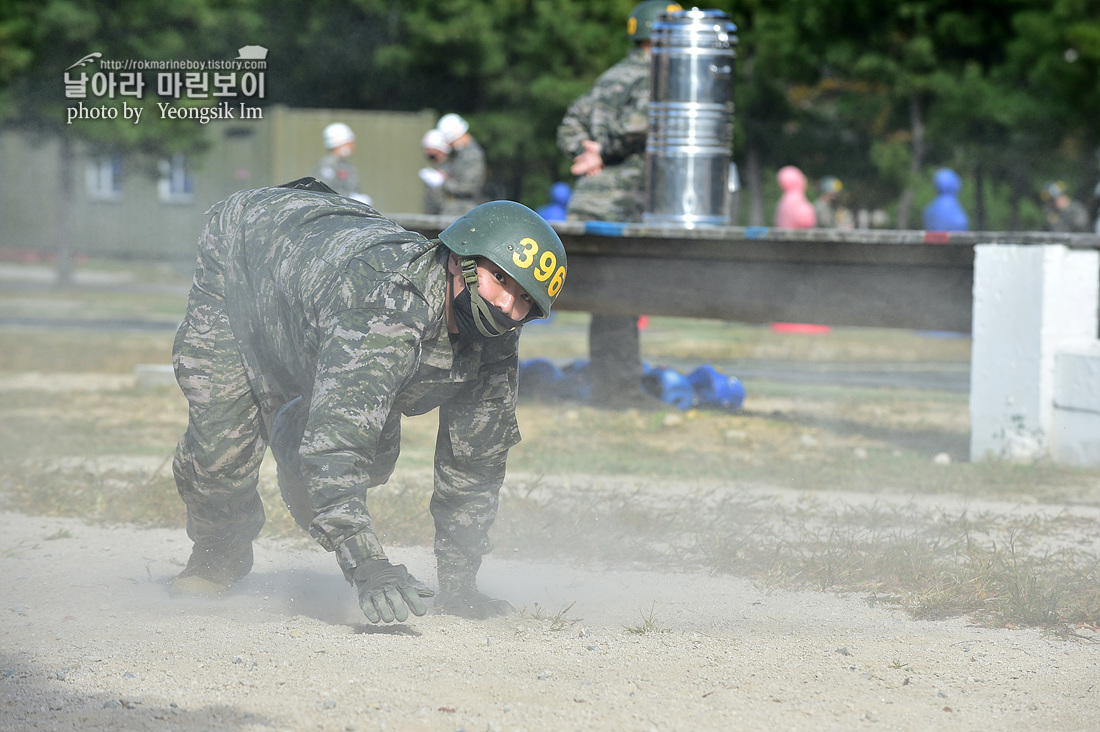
316, 153, 359, 199
435, 137, 488, 215
557, 46, 649, 222
813, 198, 836, 228
1047, 199, 1091, 233
556, 46, 650, 403
439, 139, 487, 217
172, 180, 520, 590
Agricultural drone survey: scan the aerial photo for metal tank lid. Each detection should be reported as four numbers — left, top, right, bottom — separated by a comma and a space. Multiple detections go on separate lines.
652, 7, 737, 44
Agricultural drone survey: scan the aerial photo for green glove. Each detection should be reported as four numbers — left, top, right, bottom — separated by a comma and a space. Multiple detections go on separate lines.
433, 585, 517, 620
352, 560, 430, 623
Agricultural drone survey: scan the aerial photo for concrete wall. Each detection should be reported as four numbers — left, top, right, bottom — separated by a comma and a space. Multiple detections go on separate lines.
270, 107, 436, 214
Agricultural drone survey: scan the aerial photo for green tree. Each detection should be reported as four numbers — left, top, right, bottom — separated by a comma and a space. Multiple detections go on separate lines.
1, 0, 263, 278
240, 0, 635, 204
366, 0, 635, 203
744, 0, 1100, 231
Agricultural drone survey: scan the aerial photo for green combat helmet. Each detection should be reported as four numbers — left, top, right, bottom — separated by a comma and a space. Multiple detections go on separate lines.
439, 200, 568, 334
628, 1, 683, 41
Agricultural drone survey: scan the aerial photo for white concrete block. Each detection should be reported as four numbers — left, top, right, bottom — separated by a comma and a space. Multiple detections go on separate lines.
969, 244, 1099, 462
1051, 407, 1100, 468
1053, 341, 1100, 414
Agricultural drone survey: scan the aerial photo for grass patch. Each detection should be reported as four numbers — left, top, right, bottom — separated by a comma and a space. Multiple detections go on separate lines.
524, 601, 582, 632
1, 264, 1098, 634
489, 478, 1100, 632
624, 602, 668, 635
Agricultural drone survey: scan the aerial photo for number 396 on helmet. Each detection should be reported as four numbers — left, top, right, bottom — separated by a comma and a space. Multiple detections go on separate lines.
438, 201, 568, 321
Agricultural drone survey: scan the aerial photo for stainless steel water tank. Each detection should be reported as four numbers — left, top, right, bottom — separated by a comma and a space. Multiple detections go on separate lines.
644, 8, 737, 228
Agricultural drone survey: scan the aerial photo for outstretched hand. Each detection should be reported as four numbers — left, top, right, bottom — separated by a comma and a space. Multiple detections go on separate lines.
352, 559, 430, 623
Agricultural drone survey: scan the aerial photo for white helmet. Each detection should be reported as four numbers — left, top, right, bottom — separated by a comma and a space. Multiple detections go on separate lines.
323, 122, 355, 149
421, 128, 451, 154
436, 113, 469, 144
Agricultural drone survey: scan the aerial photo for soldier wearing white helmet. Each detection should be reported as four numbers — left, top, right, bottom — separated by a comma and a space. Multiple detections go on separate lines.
418, 129, 451, 215
317, 122, 371, 203
434, 113, 487, 217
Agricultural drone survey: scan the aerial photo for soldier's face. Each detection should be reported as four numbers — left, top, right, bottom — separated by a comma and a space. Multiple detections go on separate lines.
449, 255, 534, 322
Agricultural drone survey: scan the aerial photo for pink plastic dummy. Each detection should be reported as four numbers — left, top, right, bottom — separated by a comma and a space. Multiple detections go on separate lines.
774, 166, 817, 229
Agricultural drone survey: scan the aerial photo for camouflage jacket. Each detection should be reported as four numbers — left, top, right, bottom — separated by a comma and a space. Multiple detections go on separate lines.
1047, 199, 1092, 233
440, 138, 487, 217
204, 185, 520, 567
556, 47, 650, 222
316, 153, 359, 198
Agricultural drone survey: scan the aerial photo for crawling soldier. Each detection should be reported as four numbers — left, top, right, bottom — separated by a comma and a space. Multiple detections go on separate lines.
169, 178, 567, 622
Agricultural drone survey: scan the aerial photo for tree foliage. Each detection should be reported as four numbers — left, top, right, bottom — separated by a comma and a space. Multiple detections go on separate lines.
2, 0, 264, 158
2, 0, 1099, 226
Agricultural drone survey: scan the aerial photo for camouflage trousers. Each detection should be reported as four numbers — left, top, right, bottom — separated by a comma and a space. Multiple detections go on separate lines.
170, 213, 392, 577
171, 292, 268, 550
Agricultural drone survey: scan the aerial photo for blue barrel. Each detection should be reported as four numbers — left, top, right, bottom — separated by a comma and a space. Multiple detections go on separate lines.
687, 364, 745, 409
643, 365, 696, 410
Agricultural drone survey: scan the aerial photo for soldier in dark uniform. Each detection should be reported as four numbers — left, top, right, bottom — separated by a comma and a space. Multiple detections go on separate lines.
169, 178, 567, 623
1041, 181, 1091, 233
556, 1, 681, 407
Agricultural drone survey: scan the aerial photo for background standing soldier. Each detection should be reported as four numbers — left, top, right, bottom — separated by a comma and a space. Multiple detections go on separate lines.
814, 175, 851, 229
556, 0, 682, 408
316, 123, 365, 201
418, 128, 451, 215
169, 177, 567, 622
1041, 181, 1091, 233
436, 113, 488, 217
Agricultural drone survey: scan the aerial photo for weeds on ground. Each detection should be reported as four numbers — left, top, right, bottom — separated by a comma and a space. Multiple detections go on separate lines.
525, 601, 581, 632
624, 602, 668, 635
4, 424, 1098, 634
2, 311, 1099, 634
491, 477, 1100, 634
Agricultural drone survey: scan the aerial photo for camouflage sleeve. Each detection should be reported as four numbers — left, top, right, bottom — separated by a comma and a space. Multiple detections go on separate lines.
598, 73, 648, 165
430, 343, 521, 585
298, 306, 424, 565
442, 144, 487, 199
557, 92, 596, 159
557, 54, 649, 165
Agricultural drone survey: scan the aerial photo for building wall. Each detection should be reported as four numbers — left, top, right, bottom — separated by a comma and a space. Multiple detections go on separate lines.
0, 106, 437, 262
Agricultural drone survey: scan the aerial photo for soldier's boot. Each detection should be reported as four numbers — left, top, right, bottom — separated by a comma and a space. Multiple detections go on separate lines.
169, 541, 254, 597
431, 579, 517, 620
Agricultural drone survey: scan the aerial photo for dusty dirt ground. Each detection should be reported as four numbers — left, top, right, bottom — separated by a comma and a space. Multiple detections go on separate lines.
2, 507, 1098, 732
0, 279, 1097, 731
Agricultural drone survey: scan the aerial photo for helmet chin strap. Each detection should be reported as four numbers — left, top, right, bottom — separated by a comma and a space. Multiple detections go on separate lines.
460, 257, 513, 337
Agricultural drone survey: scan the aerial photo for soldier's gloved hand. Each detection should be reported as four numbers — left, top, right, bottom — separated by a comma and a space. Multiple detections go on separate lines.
433, 585, 517, 620
352, 560, 429, 623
